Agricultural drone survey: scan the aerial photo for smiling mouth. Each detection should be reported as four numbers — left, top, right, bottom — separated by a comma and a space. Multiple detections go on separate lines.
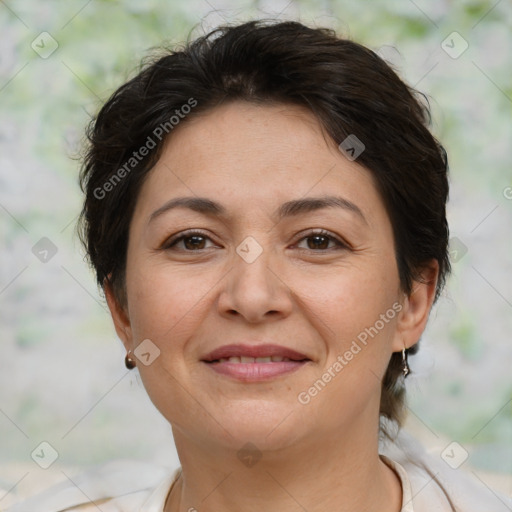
207, 356, 308, 364
203, 356, 310, 381
201, 343, 311, 381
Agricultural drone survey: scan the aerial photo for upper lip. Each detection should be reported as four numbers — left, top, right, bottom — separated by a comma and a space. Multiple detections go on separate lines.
201, 344, 310, 362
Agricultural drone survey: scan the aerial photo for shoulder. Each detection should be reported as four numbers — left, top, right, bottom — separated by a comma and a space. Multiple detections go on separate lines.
381, 430, 512, 512
5, 459, 180, 512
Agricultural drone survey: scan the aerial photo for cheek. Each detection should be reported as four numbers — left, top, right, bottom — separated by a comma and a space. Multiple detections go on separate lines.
299, 261, 399, 344
296, 270, 400, 417
124, 258, 221, 346
299, 264, 401, 412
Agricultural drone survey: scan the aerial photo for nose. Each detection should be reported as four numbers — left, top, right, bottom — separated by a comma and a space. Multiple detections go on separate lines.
217, 242, 294, 323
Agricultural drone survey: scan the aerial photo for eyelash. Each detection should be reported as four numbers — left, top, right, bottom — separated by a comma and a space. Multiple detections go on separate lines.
162, 229, 348, 252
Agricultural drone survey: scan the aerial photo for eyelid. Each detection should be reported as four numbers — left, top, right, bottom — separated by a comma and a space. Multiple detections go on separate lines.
161, 228, 349, 251
161, 229, 218, 250
292, 229, 349, 250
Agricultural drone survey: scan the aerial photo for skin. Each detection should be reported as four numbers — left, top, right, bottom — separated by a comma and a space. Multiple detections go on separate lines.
105, 101, 438, 512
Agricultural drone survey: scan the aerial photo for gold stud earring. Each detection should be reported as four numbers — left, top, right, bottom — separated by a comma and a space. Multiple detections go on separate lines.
125, 351, 136, 370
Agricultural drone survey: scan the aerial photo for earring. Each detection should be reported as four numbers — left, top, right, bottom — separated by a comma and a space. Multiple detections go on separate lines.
401, 347, 410, 378
125, 351, 136, 370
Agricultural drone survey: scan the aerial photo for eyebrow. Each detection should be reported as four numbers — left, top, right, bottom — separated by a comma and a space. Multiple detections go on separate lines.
149, 195, 367, 224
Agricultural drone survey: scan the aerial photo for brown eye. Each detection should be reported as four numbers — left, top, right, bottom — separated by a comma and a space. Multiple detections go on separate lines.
306, 235, 331, 250
181, 235, 208, 250
163, 231, 216, 251
295, 230, 347, 251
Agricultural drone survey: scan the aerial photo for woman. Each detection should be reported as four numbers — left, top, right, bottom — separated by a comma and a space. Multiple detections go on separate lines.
7, 19, 511, 512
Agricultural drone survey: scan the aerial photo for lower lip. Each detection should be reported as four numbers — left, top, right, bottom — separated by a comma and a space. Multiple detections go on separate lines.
203, 361, 309, 381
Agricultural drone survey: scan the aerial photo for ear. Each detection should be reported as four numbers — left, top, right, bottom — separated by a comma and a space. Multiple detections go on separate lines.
392, 259, 439, 353
104, 278, 133, 353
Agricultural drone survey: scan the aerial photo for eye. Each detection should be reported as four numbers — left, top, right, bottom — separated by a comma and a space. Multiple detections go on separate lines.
294, 230, 348, 251
163, 230, 217, 251
162, 229, 348, 252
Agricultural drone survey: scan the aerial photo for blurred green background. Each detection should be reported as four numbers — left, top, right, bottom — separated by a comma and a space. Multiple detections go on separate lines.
1, 0, 511, 505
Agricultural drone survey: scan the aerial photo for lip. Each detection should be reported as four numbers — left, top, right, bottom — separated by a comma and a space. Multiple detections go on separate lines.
205, 360, 308, 381
201, 343, 311, 382
201, 343, 310, 362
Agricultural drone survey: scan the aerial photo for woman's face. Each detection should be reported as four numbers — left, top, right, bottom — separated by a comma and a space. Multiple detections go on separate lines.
108, 101, 426, 452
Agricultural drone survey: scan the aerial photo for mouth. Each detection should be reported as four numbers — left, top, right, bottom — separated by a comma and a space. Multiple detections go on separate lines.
201, 344, 311, 381
207, 355, 306, 363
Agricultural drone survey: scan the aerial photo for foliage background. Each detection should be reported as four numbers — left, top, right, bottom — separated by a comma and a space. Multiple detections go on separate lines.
1, 0, 511, 506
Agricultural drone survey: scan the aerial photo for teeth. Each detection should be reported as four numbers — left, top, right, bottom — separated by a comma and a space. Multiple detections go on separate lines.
215, 356, 294, 364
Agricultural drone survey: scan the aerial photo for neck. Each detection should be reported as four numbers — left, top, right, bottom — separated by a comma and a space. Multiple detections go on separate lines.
165, 420, 402, 512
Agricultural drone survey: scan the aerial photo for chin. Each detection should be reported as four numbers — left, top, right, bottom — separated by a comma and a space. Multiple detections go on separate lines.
175, 401, 303, 449
216, 400, 306, 447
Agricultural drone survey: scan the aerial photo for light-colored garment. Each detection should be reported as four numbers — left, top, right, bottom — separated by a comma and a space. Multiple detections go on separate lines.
5, 431, 512, 511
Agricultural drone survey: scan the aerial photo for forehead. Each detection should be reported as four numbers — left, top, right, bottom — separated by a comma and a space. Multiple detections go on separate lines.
134, 101, 383, 224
